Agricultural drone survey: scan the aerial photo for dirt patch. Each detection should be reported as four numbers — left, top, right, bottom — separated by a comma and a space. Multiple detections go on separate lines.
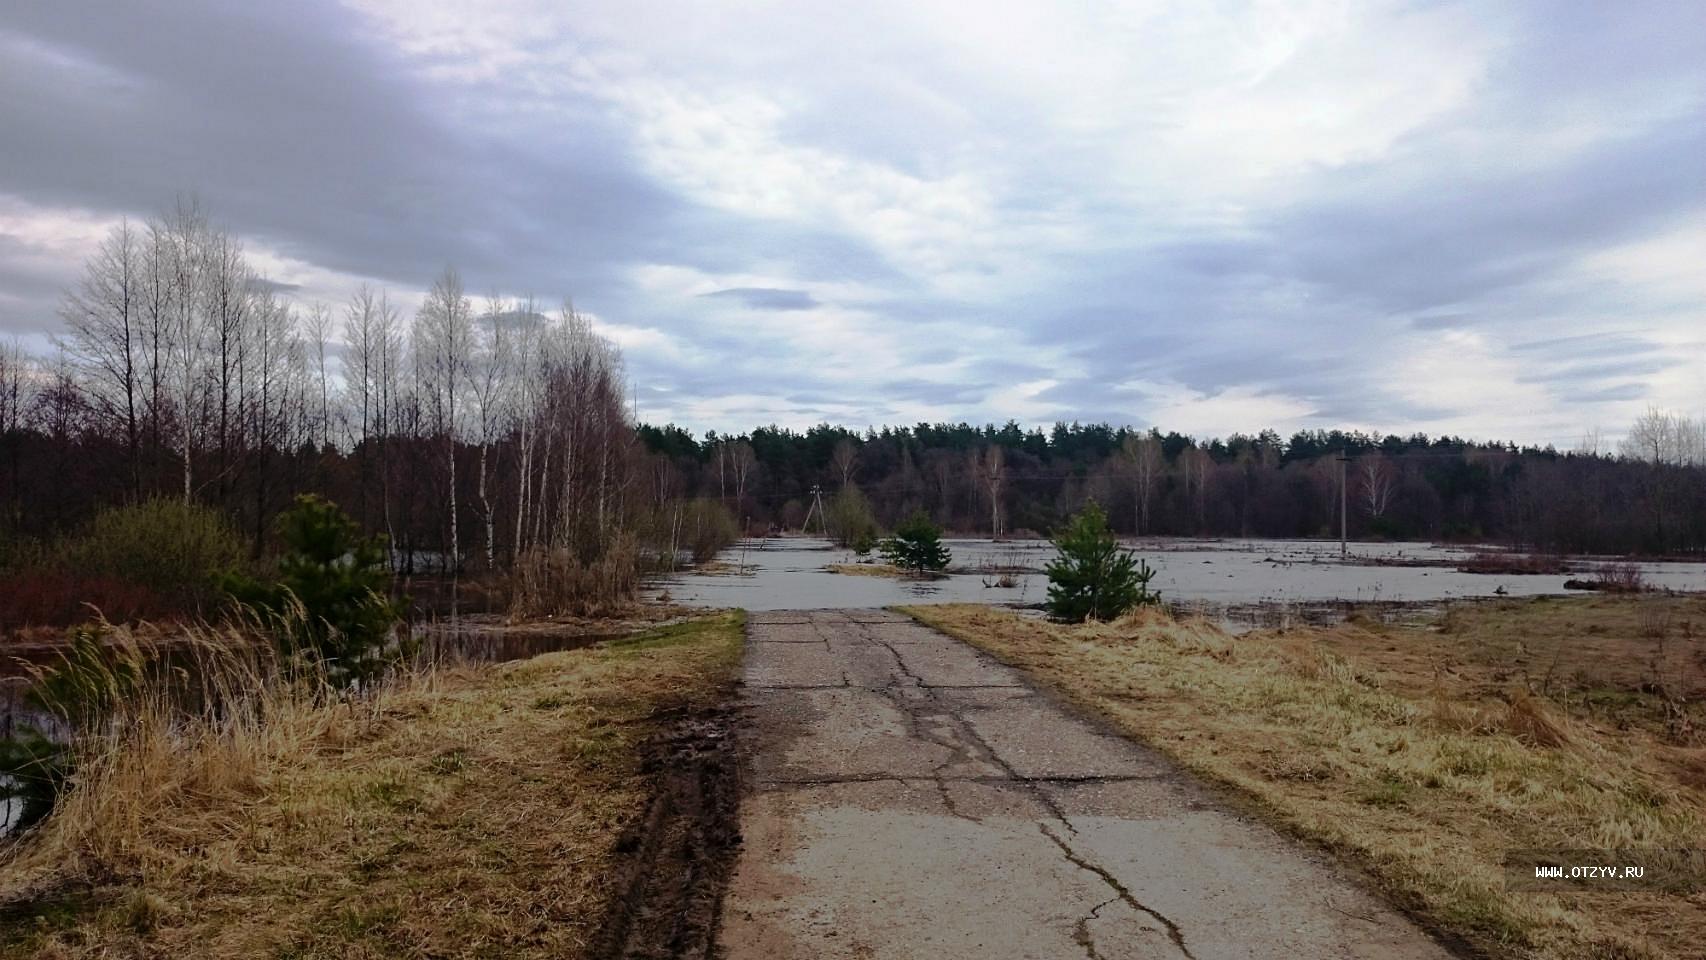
592, 702, 744, 960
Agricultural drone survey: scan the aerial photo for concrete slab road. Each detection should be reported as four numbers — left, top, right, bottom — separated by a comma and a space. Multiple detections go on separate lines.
718, 609, 1458, 960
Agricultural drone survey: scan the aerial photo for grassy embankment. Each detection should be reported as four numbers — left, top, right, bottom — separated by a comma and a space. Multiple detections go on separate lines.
904, 596, 1706, 960
0, 612, 744, 959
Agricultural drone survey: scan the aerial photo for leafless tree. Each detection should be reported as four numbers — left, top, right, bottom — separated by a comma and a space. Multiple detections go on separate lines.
1358, 454, 1395, 518
468, 293, 513, 570
203, 225, 252, 501
245, 289, 299, 551
1181, 445, 1211, 531
730, 440, 757, 520
0, 340, 30, 526
831, 438, 859, 489
305, 301, 333, 451
508, 295, 542, 562
166, 198, 210, 504
60, 219, 144, 493
416, 267, 475, 582
977, 444, 1005, 538
342, 285, 383, 523
1123, 433, 1163, 534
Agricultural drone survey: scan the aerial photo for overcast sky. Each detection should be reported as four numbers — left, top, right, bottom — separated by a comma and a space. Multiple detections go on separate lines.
2, 1, 1702, 444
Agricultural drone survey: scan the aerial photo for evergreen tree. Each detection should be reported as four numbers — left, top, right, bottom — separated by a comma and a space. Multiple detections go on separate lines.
880, 511, 952, 573
1045, 500, 1158, 622
226, 495, 405, 686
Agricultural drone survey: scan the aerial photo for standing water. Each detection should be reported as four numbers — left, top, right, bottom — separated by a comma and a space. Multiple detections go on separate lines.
648, 536, 1706, 612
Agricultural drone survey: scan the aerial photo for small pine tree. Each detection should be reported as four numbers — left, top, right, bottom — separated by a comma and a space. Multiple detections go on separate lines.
226, 495, 406, 686
880, 512, 952, 574
1045, 501, 1159, 622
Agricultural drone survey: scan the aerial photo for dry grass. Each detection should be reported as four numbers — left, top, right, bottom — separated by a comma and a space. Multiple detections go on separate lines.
0, 611, 744, 959
823, 562, 905, 578
902, 599, 1706, 960
507, 540, 643, 620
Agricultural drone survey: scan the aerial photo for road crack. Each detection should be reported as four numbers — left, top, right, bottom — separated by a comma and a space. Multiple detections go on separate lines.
1039, 822, 1195, 960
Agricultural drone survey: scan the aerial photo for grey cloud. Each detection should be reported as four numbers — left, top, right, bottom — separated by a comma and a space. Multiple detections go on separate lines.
1567, 384, 1649, 403
1409, 314, 1471, 331
701, 287, 820, 311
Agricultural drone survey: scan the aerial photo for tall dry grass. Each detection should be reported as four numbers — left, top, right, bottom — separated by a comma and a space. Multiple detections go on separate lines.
0, 618, 365, 905
507, 537, 641, 619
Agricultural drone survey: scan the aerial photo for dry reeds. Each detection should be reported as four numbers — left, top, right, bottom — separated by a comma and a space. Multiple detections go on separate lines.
1, 618, 346, 901
1502, 689, 1572, 748
508, 537, 641, 620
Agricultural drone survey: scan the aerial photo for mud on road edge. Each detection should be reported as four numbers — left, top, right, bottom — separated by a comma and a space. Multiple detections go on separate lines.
591, 695, 746, 960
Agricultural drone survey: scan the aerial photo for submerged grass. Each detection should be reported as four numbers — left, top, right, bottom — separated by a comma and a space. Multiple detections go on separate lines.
0, 611, 744, 959
902, 600, 1706, 960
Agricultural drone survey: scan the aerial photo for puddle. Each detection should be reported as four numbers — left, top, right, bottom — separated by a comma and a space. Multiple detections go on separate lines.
411, 619, 626, 666
648, 537, 1706, 612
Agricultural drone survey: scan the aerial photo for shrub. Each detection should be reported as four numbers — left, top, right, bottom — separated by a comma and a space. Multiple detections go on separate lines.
1045, 500, 1158, 622
880, 512, 951, 574
56, 499, 244, 609
681, 498, 739, 564
827, 486, 879, 549
224, 495, 405, 687
640, 498, 738, 568
1596, 562, 1646, 592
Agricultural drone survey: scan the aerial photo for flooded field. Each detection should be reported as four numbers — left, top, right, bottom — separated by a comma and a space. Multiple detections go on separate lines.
648, 536, 1706, 614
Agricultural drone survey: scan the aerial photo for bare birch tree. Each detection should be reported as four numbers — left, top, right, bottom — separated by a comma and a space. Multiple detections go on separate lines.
416, 267, 474, 582
305, 301, 333, 451
166, 198, 210, 503
469, 293, 513, 569
60, 219, 143, 493
1358, 454, 1396, 518
1123, 433, 1163, 534
831, 438, 859, 489
977, 444, 1005, 538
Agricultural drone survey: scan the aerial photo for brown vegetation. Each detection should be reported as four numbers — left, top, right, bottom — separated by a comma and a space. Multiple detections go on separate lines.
0, 612, 744, 958
904, 597, 1706, 960
823, 562, 905, 578
1456, 551, 1571, 575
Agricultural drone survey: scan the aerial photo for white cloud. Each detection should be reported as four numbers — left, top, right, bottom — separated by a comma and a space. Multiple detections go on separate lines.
1115, 378, 1317, 438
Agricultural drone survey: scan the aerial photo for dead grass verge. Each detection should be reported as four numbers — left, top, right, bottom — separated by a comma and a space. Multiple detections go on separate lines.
0, 611, 745, 959
901, 600, 1706, 960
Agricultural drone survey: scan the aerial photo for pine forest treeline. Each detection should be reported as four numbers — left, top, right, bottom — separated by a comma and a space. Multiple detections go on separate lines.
638, 413, 1706, 556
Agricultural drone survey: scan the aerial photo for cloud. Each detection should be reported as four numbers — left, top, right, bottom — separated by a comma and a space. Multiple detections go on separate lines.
700, 287, 820, 311
1, 0, 1703, 445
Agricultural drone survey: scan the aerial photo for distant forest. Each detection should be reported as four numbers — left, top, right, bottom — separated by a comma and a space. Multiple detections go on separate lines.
638, 414, 1706, 555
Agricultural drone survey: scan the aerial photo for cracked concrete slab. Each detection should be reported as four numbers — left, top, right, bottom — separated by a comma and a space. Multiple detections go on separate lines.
720, 609, 1458, 960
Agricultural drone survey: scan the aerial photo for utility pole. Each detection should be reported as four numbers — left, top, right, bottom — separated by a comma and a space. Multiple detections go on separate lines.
801, 484, 828, 537
1337, 449, 1349, 558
